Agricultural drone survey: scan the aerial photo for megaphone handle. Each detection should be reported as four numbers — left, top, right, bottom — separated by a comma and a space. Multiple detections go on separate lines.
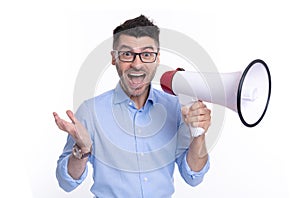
189, 125, 205, 137
186, 106, 205, 137
177, 94, 205, 137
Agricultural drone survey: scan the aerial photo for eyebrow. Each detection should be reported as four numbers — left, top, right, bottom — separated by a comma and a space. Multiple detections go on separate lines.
118, 45, 156, 51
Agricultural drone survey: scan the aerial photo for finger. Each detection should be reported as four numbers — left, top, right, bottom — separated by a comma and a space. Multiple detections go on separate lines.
191, 120, 211, 129
53, 112, 76, 133
53, 112, 66, 127
190, 101, 206, 111
56, 118, 76, 134
181, 106, 189, 115
54, 117, 67, 130
185, 114, 211, 123
66, 110, 76, 124
189, 115, 211, 129
53, 112, 60, 120
188, 107, 210, 117
53, 112, 63, 127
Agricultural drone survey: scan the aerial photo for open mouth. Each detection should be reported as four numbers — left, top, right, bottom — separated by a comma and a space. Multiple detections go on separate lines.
127, 73, 146, 85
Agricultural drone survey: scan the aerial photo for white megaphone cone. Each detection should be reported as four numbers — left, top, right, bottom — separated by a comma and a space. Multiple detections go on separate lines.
160, 59, 271, 137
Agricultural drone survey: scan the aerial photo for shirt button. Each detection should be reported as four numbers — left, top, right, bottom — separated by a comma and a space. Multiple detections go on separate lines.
140, 152, 144, 156
137, 128, 142, 134
129, 102, 133, 106
143, 177, 148, 182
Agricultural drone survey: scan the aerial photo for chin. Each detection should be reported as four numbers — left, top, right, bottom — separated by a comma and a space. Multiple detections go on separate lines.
129, 89, 145, 97
130, 85, 149, 97
121, 80, 150, 97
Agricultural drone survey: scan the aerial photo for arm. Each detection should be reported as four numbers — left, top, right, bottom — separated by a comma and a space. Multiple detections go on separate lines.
186, 135, 208, 171
53, 110, 92, 179
175, 101, 210, 186
55, 135, 90, 192
67, 151, 90, 179
181, 101, 211, 171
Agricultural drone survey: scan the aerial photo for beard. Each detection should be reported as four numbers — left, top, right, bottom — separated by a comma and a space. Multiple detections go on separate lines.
116, 64, 157, 98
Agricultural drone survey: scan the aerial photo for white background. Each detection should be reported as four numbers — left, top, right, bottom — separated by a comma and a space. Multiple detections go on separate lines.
1, 0, 299, 197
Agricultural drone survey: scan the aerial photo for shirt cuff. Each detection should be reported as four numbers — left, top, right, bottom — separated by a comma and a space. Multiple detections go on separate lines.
183, 152, 210, 179
60, 154, 88, 184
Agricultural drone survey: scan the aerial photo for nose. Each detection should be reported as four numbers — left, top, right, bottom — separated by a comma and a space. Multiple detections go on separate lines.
130, 54, 143, 69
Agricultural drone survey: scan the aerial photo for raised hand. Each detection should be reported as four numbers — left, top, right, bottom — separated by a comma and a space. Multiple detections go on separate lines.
53, 110, 92, 152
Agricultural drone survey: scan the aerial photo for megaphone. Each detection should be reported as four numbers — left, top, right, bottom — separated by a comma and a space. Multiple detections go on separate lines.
160, 59, 271, 137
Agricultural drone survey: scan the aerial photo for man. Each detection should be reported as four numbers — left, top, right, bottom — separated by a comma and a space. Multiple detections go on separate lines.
53, 15, 211, 198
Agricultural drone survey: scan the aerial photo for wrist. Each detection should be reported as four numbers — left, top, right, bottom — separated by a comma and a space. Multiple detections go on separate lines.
76, 141, 92, 153
189, 135, 207, 158
80, 145, 92, 153
192, 134, 206, 145
72, 143, 92, 159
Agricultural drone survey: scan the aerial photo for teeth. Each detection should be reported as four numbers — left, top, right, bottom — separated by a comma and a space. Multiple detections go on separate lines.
129, 73, 144, 77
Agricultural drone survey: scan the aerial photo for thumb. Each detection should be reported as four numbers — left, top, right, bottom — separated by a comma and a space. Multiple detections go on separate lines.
181, 106, 189, 115
66, 110, 76, 124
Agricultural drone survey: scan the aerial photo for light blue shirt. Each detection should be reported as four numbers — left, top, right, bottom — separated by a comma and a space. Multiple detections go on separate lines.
56, 83, 210, 198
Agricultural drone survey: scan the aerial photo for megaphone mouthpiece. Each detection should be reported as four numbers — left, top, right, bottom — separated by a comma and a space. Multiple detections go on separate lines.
160, 68, 185, 95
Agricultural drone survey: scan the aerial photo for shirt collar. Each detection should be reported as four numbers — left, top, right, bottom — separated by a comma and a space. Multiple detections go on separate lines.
113, 82, 156, 105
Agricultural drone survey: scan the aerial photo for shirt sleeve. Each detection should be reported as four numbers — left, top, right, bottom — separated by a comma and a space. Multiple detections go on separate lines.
56, 149, 89, 192
179, 151, 210, 186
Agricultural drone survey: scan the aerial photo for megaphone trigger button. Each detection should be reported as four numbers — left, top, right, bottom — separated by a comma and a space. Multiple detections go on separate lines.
176, 68, 185, 71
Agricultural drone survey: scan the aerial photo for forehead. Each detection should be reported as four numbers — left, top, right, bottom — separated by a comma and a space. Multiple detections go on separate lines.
116, 34, 158, 51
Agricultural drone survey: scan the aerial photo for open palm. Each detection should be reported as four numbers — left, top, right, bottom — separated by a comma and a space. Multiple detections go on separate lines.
53, 110, 92, 150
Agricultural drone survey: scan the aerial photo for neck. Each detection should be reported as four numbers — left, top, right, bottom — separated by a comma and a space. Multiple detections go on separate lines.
130, 88, 149, 109
119, 81, 151, 110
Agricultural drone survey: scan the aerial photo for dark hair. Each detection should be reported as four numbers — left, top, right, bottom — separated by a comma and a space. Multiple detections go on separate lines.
113, 15, 160, 49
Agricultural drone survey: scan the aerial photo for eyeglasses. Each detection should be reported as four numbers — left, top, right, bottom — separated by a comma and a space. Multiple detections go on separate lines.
115, 51, 158, 63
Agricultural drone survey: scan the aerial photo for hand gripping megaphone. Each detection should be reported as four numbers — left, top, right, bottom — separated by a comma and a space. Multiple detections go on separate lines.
160, 59, 271, 137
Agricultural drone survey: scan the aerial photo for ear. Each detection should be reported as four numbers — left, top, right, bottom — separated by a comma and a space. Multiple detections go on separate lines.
111, 51, 116, 65
156, 51, 160, 65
